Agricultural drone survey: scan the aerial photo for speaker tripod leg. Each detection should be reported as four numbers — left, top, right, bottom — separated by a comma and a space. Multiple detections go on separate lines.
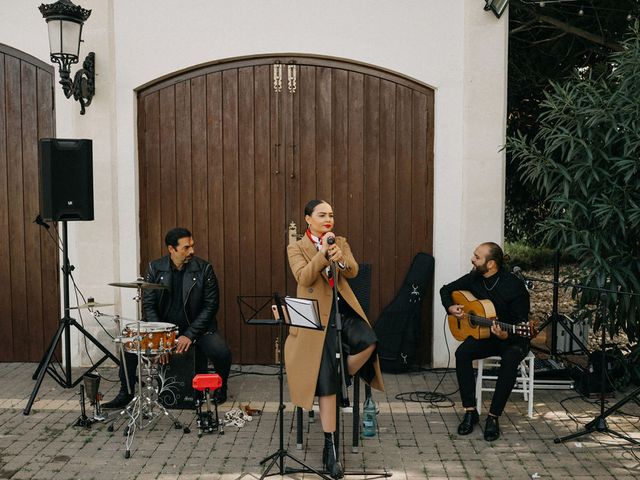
24, 320, 68, 415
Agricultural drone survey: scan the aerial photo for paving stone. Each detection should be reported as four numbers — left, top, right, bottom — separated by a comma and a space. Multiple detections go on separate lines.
2, 363, 638, 478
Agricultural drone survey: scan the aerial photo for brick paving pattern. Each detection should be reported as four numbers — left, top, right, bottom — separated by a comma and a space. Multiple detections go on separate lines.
0, 363, 638, 479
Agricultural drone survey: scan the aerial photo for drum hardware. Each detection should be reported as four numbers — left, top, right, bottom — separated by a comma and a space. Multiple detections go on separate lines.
69, 297, 115, 310
108, 280, 168, 290
74, 385, 95, 428
83, 373, 106, 422
192, 374, 224, 437
107, 279, 189, 458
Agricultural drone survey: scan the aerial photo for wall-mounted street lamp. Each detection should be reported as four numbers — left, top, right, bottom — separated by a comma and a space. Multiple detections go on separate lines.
484, 0, 509, 19
39, 0, 95, 115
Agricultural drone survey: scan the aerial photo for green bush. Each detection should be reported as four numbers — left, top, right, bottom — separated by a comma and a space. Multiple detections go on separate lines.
507, 26, 640, 342
504, 241, 575, 270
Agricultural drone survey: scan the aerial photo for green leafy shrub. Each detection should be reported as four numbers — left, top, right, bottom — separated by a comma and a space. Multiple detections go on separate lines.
507, 26, 640, 343
504, 241, 575, 270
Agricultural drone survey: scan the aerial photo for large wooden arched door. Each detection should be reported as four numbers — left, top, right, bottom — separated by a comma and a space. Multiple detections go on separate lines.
0, 44, 58, 362
137, 55, 434, 364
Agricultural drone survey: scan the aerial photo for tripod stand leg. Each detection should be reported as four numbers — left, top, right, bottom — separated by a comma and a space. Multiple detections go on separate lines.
24, 320, 67, 415
71, 318, 120, 365
31, 319, 67, 381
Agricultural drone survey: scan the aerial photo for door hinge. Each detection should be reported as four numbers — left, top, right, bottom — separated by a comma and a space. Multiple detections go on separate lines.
273, 62, 283, 94
287, 63, 297, 94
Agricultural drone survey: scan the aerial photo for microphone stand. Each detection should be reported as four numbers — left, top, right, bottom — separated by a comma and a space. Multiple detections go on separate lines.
516, 264, 640, 445
326, 246, 391, 479
554, 294, 640, 445
516, 255, 589, 357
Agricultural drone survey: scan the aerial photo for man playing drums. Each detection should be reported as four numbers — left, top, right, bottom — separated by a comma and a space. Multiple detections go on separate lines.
103, 227, 232, 408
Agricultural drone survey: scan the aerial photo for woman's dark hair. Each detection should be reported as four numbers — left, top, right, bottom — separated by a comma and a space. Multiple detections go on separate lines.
304, 199, 328, 217
165, 227, 192, 248
481, 241, 507, 269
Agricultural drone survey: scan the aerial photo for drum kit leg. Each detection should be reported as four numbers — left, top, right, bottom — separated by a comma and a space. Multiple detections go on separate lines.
102, 278, 190, 458
107, 354, 190, 458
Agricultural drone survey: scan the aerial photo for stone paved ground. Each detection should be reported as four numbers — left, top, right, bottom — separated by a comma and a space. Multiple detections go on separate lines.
1, 363, 639, 479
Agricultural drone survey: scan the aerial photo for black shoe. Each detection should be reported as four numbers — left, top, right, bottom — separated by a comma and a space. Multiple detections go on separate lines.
323, 433, 344, 479
484, 415, 500, 442
102, 390, 134, 409
457, 410, 479, 435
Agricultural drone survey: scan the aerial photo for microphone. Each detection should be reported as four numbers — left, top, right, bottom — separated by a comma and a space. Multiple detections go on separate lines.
512, 266, 525, 280
326, 236, 335, 245
33, 214, 50, 230
512, 266, 533, 290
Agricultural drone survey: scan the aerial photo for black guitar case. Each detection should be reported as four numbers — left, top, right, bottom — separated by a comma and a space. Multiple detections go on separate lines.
373, 252, 434, 373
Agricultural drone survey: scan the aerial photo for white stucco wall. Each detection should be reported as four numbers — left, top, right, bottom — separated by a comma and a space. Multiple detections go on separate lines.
1, 0, 508, 367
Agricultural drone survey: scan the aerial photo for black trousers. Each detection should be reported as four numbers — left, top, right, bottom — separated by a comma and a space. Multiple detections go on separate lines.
119, 331, 232, 392
455, 335, 529, 416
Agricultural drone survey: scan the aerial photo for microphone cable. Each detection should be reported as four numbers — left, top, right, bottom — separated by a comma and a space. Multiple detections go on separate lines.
394, 313, 458, 408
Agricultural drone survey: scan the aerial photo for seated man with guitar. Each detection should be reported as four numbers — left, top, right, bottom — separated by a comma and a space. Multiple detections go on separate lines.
440, 242, 532, 441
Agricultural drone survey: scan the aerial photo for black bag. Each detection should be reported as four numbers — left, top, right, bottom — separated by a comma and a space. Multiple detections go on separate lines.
374, 253, 434, 373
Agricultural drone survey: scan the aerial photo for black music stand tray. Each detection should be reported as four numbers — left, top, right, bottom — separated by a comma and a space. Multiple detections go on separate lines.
237, 293, 331, 480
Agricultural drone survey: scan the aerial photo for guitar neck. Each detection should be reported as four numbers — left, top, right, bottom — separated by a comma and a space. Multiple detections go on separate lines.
466, 314, 523, 336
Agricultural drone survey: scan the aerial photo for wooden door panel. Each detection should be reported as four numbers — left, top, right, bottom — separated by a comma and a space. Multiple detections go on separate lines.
138, 55, 434, 364
0, 45, 57, 362
191, 76, 208, 262
159, 86, 177, 246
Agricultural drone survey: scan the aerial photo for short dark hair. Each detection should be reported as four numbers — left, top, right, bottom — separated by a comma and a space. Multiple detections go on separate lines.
304, 199, 329, 217
481, 241, 506, 269
165, 227, 192, 248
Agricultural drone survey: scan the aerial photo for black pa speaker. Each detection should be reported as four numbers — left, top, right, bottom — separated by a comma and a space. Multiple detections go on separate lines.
39, 138, 94, 221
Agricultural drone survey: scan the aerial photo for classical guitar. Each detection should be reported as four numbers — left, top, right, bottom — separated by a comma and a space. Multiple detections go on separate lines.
447, 290, 534, 341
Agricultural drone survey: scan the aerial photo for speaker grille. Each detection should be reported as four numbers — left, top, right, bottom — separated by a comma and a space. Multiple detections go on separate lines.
39, 138, 94, 222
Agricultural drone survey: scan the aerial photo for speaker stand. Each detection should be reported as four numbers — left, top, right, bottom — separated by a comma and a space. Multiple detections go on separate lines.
24, 221, 120, 415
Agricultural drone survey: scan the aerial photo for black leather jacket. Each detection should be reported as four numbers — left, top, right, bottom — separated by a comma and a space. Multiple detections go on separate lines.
142, 255, 219, 340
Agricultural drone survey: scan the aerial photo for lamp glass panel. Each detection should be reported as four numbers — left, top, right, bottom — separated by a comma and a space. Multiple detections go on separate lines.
47, 20, 62, 55
61, 21, 82, 57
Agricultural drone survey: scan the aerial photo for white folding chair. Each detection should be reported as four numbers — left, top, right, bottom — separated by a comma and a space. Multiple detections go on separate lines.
475, 351, 535, 418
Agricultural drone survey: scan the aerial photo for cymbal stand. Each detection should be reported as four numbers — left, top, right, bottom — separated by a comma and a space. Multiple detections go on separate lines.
94, 311, 132, 396
107, 345, 189, 457
106, 284, 189, 458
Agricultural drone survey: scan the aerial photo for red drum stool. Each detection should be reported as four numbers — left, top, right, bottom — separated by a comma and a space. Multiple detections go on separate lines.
192, 374, 224, 437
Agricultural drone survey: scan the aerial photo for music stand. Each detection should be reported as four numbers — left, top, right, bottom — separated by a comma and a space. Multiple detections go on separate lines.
237, 293, 331, 480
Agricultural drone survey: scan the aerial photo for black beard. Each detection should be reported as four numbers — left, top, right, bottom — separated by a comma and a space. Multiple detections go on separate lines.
471, 264, 488, 276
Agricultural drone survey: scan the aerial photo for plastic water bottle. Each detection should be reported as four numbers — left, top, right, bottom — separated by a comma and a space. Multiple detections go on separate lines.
362, 395, 377, 437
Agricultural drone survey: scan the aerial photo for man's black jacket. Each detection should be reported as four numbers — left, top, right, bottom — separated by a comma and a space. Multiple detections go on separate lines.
142, 255, 219, 340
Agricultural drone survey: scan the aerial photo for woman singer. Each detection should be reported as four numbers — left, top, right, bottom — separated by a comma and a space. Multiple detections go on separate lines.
284, 199, 384, 479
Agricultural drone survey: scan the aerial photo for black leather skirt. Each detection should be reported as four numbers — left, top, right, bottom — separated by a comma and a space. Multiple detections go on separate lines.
315, 299, 378, 397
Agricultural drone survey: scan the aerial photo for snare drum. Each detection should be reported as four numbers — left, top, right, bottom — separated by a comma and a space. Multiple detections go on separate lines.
122, 321, 178, 354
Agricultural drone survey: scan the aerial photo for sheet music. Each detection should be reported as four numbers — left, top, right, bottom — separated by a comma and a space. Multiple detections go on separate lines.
284, 297, 322, 329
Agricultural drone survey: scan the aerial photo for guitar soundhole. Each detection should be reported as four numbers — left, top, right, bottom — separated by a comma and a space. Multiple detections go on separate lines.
468, 310, 476, 327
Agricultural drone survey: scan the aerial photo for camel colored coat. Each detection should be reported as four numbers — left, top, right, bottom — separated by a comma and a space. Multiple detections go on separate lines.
284, 235, 384, 411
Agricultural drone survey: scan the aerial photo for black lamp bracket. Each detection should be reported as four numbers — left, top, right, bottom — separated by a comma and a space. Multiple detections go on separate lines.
54, 51, 95, 115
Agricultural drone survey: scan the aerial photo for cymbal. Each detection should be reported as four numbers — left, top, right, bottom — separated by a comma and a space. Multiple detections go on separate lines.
69, 301, 115, 310
109, 280, 167, 290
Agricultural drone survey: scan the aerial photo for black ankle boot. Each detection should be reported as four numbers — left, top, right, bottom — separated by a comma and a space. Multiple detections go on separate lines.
102, 389, 134, 409
323, 432, 344, 479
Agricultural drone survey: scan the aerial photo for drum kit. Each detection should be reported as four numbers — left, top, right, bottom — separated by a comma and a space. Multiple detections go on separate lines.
84, 278, 191, 458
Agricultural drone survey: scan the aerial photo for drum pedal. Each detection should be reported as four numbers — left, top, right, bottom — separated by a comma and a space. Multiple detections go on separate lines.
192, 374, 224, 437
